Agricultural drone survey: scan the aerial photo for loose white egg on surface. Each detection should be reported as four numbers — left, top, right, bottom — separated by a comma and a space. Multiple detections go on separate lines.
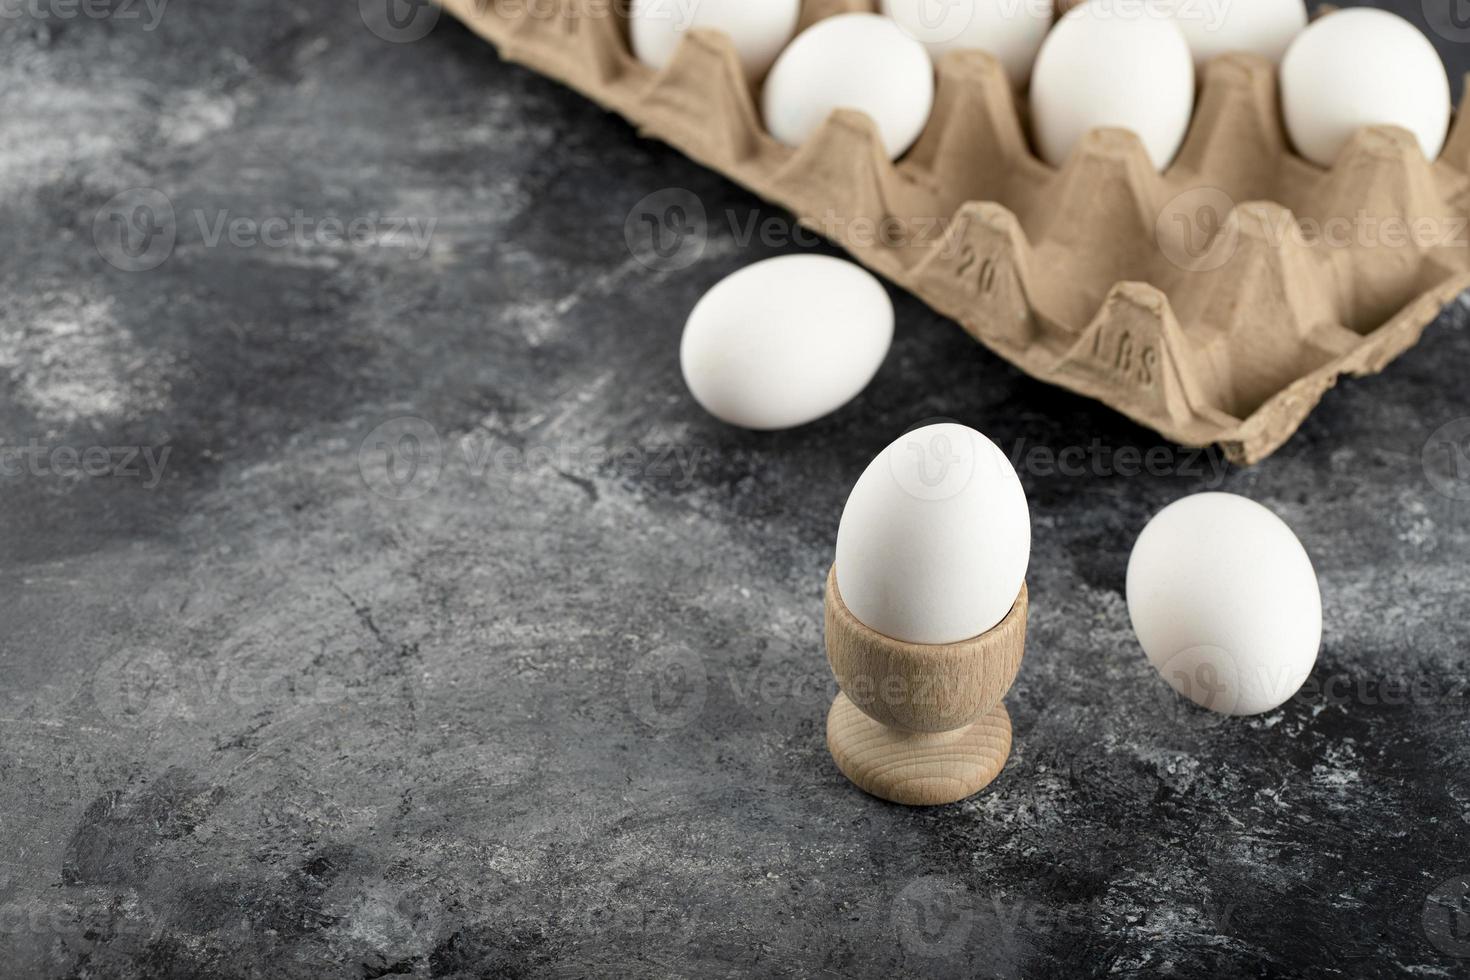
1280, 7, 1451, 168
1029, 1, 1195, 170
1170, 0, 1305, 71
1127, 493, 1321, 717
679, 255, 893, 430
629, 0, 800, 79
834, 423, 1030, 645
762, 13, 936, 160
880, 0, 1053, 85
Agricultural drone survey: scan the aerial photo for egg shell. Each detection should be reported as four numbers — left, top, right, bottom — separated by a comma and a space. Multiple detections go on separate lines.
880, 0, 1053, 85
835, 423, 1030, 645
762, 13, 936, 160
1280, 7, 1450, 167
1127, 493, 1321, 717
1171, 0, 1305, 70
629, 0, 800, 80
679, 255, 893, 430
1029, 1, 1196, 170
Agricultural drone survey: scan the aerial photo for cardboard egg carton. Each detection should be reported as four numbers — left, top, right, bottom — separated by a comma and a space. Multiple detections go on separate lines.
439, 0, 1470, 463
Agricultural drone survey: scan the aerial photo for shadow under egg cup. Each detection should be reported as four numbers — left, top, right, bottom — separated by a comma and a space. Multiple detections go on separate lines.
824, 565, 1028, 806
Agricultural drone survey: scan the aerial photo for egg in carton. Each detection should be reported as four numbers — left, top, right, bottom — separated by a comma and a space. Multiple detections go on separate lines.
438, 0, 1470, 464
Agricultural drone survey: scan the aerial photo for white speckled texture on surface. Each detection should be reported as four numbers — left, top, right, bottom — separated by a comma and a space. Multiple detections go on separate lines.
1, 1, 1468, 977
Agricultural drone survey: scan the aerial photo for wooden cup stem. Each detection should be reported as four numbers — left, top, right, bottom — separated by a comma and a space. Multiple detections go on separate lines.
823, 565, 1028, 806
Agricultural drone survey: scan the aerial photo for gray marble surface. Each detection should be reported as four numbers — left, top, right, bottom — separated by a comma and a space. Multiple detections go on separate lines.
2, 1, 1470, 977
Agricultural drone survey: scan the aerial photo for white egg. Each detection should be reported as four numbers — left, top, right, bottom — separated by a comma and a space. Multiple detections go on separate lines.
1280, 7, 1450, 167
629, 0, 800, 80
835, 423, 1030, 645
1127, 493, 1321, 717
762, 13, 936, 160
1029, 1, 1195, 170
680, 255, 893, 430
1170, 0, 1305, 71
880, 0, 1053, 85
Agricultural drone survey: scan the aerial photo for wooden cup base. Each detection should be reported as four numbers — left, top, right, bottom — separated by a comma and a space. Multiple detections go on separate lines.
826, 693, 1013, 806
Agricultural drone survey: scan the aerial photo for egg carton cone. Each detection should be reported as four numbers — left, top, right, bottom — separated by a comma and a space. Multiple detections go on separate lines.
438, 0, 1470, 464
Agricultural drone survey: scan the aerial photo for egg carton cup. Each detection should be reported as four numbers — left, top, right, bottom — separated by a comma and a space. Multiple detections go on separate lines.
440, 0, 1470, 464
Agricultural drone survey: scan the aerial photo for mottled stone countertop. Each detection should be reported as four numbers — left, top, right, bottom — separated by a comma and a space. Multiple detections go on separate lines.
2, 1, 1469, 977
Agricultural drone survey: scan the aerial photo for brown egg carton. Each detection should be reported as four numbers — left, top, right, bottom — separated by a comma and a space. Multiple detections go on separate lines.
439, 0, 1470, 463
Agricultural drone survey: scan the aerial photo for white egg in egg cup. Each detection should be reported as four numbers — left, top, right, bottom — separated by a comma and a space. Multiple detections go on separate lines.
823, 566, 1028, 807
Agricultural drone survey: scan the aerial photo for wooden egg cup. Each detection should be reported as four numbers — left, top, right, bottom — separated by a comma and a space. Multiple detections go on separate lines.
824, 566, 1028, 806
